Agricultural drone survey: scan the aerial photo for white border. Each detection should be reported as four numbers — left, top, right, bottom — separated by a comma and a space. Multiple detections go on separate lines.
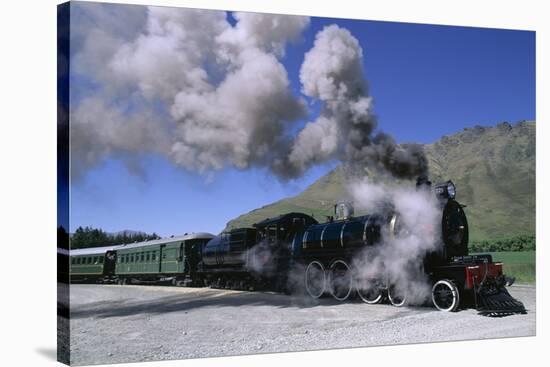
0, 1, 546, 367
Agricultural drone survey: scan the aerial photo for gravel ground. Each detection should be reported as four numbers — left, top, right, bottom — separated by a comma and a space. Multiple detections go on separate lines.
69, 284, 536, 366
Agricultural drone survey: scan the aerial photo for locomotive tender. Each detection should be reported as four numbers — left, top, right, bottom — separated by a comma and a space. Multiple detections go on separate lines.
68, 179, 525, 316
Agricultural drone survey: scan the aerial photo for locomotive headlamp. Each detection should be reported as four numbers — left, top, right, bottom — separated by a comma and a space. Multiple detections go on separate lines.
447, 181, 456, 199
434, 180, 456, 199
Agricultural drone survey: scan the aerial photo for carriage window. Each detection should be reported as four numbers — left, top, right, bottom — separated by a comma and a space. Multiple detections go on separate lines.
93, 256, 98, 264
146, 253, 150, 261
71, 258, 76, 265
77, 258, 81, 264
99, 256, 104, 264
86, 257, 91, 264
141, 253, 145, 262
130, 254, 134, 262
152, 252, 156, 261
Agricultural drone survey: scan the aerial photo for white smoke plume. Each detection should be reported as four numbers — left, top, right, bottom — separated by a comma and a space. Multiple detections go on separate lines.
277, 24, 428, 179
70, 3, 427, 181
243, 238, 278, 276
349, 178, 443, 305
242, 238, 322, 306
70, 3, 309, 179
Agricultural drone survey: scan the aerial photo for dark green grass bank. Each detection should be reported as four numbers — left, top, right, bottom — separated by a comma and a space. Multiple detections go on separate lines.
473, 251, 536, 284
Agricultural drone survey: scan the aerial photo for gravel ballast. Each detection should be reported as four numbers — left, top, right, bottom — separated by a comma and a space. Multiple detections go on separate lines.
69, 284, 536, 366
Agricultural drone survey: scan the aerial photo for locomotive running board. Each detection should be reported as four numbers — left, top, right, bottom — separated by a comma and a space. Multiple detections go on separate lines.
476, 287, 527, 317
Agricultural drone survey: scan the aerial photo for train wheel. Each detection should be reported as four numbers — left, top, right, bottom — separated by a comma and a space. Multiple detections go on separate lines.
432, 279, 460, 312
305, 261, 326, 299
356, 279, 384, 304
388, 284, 407, 307
328, 260, 353, 301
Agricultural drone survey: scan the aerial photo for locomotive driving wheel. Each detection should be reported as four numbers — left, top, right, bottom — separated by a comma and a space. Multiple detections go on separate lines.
328, 260, 353, 301
431, 279, 460, 312
388, 284, 407, 307
305, 261, 326, 298
356, 278, 384, 304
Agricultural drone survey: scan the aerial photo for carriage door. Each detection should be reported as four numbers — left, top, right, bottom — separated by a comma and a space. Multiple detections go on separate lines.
103, 251, 117, 276
159, 244, 166, 273
178, 242, 185, 272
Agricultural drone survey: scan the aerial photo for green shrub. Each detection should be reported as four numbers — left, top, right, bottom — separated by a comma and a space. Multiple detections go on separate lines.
470, 234, 535, 252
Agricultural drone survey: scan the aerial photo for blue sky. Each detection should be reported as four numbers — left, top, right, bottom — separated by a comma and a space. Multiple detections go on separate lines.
66, 5, 535, 236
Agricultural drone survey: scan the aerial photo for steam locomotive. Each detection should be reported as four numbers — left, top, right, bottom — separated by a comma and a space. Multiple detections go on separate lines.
68, 178, 526, 316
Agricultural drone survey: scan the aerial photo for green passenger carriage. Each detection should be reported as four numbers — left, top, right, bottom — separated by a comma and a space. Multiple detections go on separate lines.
70, 245, 122, 283
114, 233, 214, 285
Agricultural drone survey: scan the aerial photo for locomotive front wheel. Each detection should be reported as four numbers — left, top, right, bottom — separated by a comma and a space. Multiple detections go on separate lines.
431, 279, 460, 312
328, 260, 353, 301
356, 279, 384, 304
305, 261, 326, 299
388, 284, 407, 307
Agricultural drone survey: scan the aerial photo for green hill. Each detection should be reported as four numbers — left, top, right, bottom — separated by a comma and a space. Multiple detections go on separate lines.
226, 121, 535, 241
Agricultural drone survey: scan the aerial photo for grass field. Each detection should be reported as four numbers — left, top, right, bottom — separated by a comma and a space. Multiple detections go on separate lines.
473, 251, 536, 284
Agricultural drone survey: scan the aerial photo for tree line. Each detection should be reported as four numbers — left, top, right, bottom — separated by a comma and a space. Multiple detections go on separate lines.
469, 234, 536, 253
62, 226, 535, 252
70, 226, 160, 249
